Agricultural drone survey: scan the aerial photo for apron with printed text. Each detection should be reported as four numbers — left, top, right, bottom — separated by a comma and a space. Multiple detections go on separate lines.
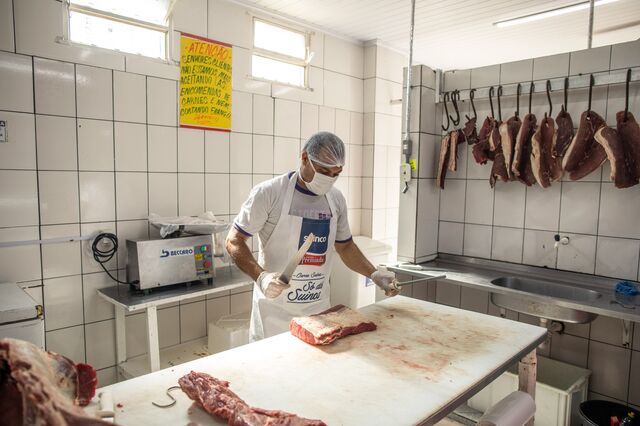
249, 172, 337, 341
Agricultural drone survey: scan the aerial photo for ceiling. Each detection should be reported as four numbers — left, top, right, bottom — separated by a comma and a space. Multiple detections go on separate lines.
233, 0, 640, 70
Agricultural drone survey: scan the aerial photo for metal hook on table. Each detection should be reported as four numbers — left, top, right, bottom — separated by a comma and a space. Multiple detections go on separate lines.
546, 80, 553, 118
152, 386, 181, 408
441, 92, 451, 131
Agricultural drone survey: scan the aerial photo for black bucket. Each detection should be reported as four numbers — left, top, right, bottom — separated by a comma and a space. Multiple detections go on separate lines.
579, 400, 639, 426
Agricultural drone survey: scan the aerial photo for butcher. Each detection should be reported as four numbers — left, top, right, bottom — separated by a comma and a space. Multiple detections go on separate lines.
226, 131, 399, 341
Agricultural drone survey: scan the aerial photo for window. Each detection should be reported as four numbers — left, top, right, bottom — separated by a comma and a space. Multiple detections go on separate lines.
252, 19, 309, 87
67, 0, 169, 59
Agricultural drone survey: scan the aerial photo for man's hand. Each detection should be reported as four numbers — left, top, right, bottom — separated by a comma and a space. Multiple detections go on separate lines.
257, 271, 290, 299
371, 269, 400, 297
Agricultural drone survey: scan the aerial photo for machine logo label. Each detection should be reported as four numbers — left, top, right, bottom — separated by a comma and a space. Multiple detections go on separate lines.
160, 247, 195, 258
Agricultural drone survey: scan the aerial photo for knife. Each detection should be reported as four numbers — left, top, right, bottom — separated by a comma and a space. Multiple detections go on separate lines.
393, 274, 446, 288
279, 233, 314, 285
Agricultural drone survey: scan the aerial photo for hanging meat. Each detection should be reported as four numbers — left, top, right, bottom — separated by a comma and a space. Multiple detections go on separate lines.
531, 116, 563, 187
617, 111, 640, 181
553, 108, 574, 158
594, 125, 638, 188
512, 113, 537, 186
462, 116, 478, 144
0, 338, 106, 426
500, 116, 522, 180
472, 117, 495, 164
562, 111, 607, 180
448, 129, 463, 172
489, 118, 509, 187
436, 133, 451, 189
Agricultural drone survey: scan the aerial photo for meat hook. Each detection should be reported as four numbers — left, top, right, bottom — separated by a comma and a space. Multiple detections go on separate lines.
497, 85, 503, 122
449, 90, 461, 126
489, 86, 495, 118
152, 385, 181, 408
546, 80, 553, 118
441, 92, 451, 131
561, 77, 569, 113
625, 68, 631, 121
587, 74, 595, 116
528, 82, 534, 114
515, 83, 521, 118
465, 88, 477, 121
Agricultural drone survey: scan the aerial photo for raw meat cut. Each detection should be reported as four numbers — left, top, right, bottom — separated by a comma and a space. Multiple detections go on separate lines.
489, 148, 509, 187
594, 125, 638, 188
448, 129, 462, 172
179, 371, 326, 426
290, 304, 377, 346
562, 111, 607, 181
0, 338, 107, 426
488, 119, 501, 152
500, 116, 522, 180
437, 133, 451, 189
462, 116, 478, 144
472, 117, 496, 165
617, 111, 640, 181
553, 109, 574, 158
531, 116, 563, 188
512, 113, 537, 186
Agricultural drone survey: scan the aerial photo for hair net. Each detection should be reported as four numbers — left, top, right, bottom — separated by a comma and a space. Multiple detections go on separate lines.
302, 131, 346, 168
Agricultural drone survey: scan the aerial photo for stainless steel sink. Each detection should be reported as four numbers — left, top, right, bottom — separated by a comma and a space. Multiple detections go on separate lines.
490, 277, 601, 323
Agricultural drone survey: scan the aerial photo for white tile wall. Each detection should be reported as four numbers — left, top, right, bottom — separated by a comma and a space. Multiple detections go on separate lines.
463, 224, 492, 259
595, 237, 640, 280
491, 227, 523, 263
1, 1, 372, 386
36, 115, 77, 170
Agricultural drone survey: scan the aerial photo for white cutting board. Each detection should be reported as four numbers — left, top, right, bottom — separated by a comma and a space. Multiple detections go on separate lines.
88, 296, 546, 426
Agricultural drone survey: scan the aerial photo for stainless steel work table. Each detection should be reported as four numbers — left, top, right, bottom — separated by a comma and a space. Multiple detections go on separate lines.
98, 266, 253, 377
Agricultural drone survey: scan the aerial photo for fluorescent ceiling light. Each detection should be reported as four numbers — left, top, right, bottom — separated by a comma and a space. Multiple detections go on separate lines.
494, 0, 620, 28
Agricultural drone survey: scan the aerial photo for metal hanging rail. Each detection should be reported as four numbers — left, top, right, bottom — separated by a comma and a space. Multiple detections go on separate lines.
438, 67, 640, 103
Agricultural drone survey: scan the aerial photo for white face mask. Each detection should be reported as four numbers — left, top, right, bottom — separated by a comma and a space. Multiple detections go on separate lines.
301, 161, 338, 195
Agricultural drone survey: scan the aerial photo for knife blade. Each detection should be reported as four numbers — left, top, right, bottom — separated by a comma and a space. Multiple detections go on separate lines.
279, 233, 314, 284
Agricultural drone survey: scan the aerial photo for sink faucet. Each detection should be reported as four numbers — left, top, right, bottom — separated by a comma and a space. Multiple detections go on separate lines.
553, 234, 570, 249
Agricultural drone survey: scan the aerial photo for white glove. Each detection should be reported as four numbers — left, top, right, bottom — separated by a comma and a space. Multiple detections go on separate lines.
371, 269, 400, 297
257, 271, 290, 299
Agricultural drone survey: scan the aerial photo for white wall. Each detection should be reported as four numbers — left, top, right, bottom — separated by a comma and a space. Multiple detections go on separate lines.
0, 0, 369, 386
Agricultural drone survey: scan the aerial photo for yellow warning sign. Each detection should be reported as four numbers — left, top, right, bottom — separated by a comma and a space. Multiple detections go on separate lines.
179, 33, 232, 131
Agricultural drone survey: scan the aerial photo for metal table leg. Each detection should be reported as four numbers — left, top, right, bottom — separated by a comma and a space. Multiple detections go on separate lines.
146, 306, 161, 372
115, 306, 127, 365
518, 349, 537, 426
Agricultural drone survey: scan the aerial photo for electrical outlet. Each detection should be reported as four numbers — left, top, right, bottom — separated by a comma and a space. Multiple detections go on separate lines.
0, 120, 6, 143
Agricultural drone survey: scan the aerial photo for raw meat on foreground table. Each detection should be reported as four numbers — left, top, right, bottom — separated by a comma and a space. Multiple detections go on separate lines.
178, 371, 326, 426
290, 304, 377, 345
0, 338, 108, 426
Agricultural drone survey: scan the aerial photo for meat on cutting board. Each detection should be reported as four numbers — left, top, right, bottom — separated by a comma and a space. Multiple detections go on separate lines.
512, 113, 537, 186
290, 304, 377, 346
499, 116, 522, 179
617, 111, 640, 181
594, 125, 638, 188
437, 133, 451, 189
179, 372, 326, 426
531, 116, 563, 187
0, 338, 107, 426
562, 111, 607, 181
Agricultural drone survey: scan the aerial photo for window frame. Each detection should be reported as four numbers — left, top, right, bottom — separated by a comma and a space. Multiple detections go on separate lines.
63, 1, 171, 61
251, 17, 310, 88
